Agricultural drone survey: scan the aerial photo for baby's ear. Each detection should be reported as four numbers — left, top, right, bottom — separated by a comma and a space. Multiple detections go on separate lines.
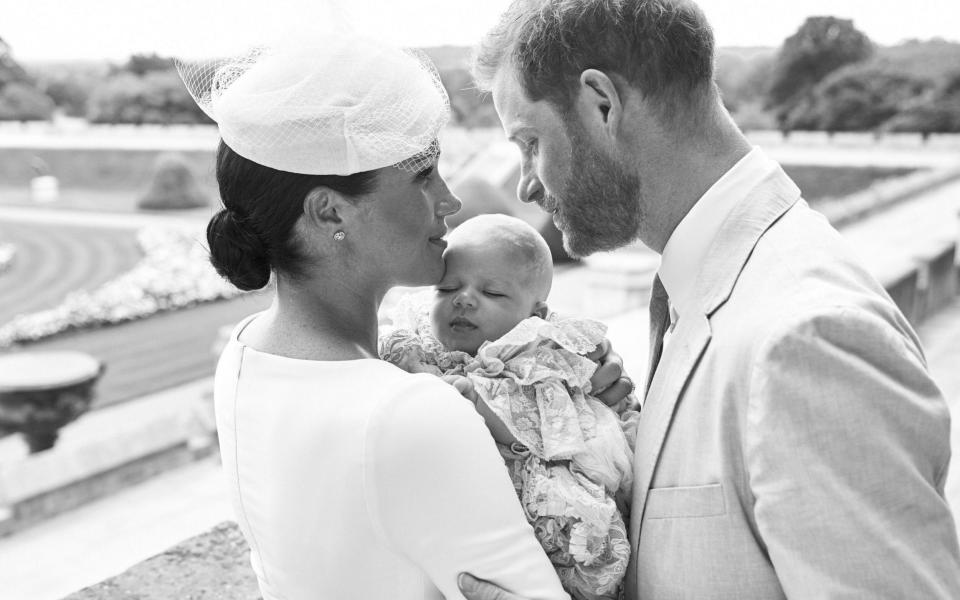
532, 301, 549, 319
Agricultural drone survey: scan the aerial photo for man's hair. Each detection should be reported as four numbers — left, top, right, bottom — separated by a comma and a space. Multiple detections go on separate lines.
474, 0, 716, 119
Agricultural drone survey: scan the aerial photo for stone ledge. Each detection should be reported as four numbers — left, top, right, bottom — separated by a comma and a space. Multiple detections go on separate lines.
0, 378, 216, 537
65, 521, 261, 600
820, 164, 960, 228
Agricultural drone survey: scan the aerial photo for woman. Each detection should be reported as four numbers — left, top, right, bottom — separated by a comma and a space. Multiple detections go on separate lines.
181, 31, 629, 600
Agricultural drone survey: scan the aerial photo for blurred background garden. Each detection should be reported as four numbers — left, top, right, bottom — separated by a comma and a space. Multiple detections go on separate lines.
1, 1, 959, 598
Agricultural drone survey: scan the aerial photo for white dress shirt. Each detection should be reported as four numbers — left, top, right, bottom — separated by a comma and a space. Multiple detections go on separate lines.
657, 147, 780, 347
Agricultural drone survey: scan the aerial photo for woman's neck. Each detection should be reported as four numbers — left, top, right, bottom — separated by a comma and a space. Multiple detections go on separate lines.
243, 275, 384, 361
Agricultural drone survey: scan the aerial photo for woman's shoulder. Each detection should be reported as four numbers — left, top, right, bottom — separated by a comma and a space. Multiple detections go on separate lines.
378, 370, 468, 412
369, 371, 487, 444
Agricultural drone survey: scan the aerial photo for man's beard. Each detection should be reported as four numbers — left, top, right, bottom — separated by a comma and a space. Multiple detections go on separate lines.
551, 124, 642, 258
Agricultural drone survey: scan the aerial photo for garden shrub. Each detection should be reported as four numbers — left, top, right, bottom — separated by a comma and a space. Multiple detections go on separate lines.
138, 152, 208, 210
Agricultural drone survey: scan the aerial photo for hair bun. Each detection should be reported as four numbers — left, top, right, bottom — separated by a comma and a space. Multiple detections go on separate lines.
207, 209, 271, 291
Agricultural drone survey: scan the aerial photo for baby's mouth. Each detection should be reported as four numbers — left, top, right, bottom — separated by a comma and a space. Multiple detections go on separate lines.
449, 316, 477, 331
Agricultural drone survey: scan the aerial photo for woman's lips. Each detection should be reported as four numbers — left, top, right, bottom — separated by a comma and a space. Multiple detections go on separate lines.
428, 237, 448, 249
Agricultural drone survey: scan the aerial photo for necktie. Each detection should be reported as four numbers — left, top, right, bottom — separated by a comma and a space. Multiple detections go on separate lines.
644, 275, 670, 399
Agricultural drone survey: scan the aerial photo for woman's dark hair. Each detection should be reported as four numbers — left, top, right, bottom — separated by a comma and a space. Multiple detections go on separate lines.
207, 141, 378, 291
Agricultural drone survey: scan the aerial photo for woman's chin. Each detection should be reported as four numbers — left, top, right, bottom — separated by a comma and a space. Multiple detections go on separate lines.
401, 262, 444, 288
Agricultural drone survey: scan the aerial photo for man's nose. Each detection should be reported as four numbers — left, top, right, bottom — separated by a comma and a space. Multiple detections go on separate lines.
517, 170, 544, 204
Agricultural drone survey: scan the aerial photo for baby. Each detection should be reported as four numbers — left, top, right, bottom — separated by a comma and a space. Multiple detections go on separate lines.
380, 214, 638, 600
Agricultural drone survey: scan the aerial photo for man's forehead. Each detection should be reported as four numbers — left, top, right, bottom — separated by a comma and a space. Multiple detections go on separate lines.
491, 67, 532, 134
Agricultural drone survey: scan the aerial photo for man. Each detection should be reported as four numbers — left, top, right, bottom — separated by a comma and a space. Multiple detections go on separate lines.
459, 0, 960, 598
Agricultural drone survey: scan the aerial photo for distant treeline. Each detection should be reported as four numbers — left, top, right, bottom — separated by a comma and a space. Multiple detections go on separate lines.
3, 17, 960, 134
716, 18, 960, 136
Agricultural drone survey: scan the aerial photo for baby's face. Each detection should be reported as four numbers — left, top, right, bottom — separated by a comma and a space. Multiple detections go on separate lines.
431, 241, 543, 355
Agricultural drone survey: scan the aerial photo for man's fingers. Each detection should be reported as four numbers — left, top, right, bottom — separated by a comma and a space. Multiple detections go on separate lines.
585, 338, 612, 362
590, 355, 624, 393
458, 573, 525, 600
595, 376, 636, 411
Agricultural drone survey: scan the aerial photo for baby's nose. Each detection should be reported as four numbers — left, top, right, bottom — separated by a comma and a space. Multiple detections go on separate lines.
453, 291, 476, 308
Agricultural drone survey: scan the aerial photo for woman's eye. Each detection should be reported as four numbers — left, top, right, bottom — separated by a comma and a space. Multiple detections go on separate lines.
417, 166, 435, 180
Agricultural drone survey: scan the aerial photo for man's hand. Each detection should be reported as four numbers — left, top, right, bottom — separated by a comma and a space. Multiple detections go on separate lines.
587, 339, 638, 414
458, 573, 528, 600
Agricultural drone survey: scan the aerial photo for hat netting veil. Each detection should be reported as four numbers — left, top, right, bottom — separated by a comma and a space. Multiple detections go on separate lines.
176, 31, 450, 175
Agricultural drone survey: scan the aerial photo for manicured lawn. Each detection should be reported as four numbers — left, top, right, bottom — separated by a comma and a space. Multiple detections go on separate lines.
782, 164, 917, 204
0, 219, 268, 409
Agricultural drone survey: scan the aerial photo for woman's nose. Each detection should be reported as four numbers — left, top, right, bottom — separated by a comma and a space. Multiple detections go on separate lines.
435, 177, 462, 217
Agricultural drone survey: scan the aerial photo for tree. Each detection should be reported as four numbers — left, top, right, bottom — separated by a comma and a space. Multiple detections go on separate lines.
883, 69, 960, 135
122, 53, 176, 76
0, 82, 55, 120
0, 35, 55, 120
767, 17, 874, 128
41, 75, 91, 117
793, 62, 932, 132
87, 68, 212, 125
0, 36, 29, 88
138, 153, 209, 210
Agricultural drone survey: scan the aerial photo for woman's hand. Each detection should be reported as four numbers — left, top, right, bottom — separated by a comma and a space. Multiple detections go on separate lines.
458, 573, 528, 600
587, 339, 639, 415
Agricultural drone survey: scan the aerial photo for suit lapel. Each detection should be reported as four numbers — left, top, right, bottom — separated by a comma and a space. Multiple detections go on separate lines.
644, 276, 670, 396
627, 165, 803, 575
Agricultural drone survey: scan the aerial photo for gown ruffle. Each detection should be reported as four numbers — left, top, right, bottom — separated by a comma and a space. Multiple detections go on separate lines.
380, 292, 638, 600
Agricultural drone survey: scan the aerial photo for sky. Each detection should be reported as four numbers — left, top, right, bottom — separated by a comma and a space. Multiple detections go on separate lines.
4, 0, 958, 62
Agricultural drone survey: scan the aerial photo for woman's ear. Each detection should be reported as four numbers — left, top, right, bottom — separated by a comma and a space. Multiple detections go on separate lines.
532, 301, 549, 319
576, 69, 623, 138
302, 187, 346, 231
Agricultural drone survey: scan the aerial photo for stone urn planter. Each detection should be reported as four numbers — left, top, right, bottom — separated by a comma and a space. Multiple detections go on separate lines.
0, 351, 105, 453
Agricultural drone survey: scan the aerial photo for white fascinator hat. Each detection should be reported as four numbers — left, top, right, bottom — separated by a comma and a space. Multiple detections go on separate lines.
177, 29, 450, 176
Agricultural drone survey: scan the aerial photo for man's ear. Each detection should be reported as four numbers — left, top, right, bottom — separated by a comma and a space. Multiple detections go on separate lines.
532, 301, 549, 319
576, 69, 623, 137
302, 187, 347, 231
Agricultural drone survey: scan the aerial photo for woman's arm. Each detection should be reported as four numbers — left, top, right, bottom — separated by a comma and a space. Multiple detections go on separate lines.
365, 375, 569, 600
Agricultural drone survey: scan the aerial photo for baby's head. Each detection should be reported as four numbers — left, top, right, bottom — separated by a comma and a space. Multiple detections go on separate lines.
431, 214, 553, 354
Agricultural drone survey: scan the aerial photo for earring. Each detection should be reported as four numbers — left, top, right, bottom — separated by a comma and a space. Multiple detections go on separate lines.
333, 231, 346, 241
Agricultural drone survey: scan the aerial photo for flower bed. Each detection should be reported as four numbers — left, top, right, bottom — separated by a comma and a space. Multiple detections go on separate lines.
0, 243, 15, 274
0, 227, 247, 347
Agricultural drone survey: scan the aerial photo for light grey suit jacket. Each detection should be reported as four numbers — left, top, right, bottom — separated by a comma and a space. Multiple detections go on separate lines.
626, 165, 960, 599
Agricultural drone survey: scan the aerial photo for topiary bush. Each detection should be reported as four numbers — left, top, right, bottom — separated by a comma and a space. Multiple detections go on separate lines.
138, 152, 208, 210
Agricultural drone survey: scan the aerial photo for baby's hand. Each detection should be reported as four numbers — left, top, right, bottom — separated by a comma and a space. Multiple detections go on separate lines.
441, 374, 478, 404
442, 375, 519, 446
588, 339, 639, 415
